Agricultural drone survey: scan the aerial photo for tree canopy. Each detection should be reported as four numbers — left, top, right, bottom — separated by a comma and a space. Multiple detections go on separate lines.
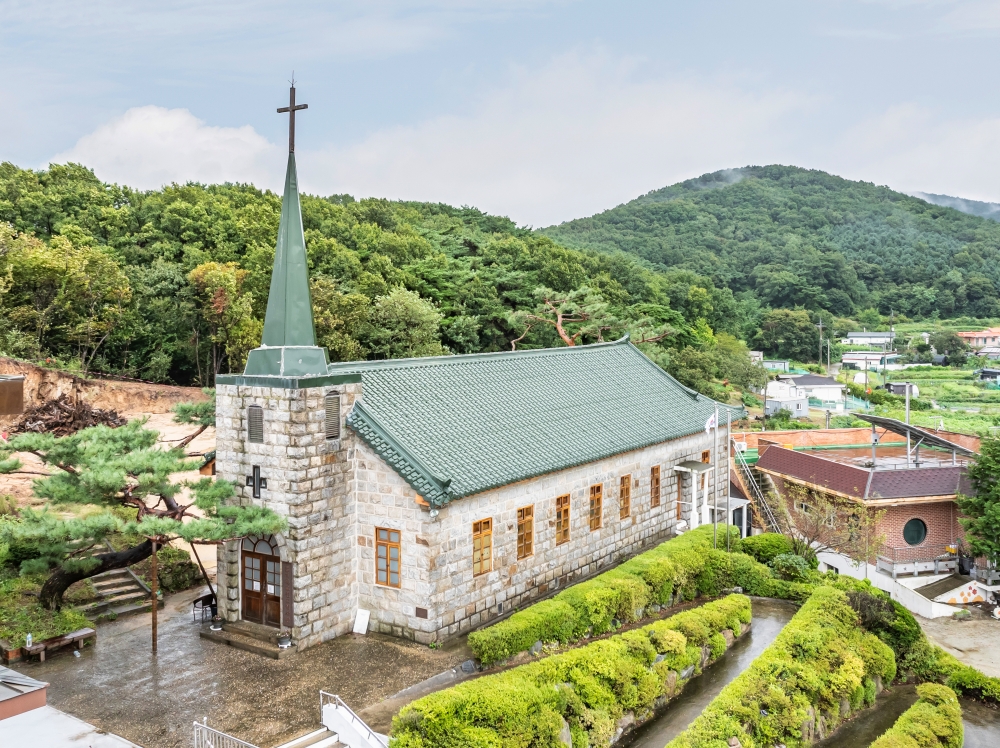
542, 165, 1000, 320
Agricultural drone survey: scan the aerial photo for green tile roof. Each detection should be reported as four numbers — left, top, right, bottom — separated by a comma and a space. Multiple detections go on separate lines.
336, 338, 741, 507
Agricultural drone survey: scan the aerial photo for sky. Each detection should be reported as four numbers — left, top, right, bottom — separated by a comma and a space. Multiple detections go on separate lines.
4, 0, 1000, 227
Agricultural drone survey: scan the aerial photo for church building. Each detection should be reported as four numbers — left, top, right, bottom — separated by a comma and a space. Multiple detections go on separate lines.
214, 87, 737, 649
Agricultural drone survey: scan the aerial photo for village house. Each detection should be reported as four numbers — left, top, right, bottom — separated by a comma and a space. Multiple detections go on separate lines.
842, 330, 896, 348
751, 416, 979, 584
957, 327, 1000, 349
211, 139, 737, 650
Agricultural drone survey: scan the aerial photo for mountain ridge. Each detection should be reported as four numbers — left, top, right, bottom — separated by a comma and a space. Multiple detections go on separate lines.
540, 164, 1000, 320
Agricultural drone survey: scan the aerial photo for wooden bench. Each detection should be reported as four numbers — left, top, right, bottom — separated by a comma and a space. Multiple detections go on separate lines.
23, 627, 96, 662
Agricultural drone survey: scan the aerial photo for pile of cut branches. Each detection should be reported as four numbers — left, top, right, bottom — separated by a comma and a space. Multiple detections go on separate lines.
12, 394, 126, 436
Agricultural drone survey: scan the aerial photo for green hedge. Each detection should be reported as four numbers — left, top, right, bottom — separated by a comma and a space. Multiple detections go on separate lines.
738, 533, 793, 565
870, 683, 963, 748
468, 525, 743, 666
392, 595, 753, 748
665, 586, 897, 748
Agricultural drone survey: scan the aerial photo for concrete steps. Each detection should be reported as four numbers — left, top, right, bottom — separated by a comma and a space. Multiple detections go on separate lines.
199, 627, 296, 660
78, 558, 157, 620
275, 728, 344, 748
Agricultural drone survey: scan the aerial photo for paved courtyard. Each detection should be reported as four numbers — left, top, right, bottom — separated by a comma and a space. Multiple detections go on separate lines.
918, 610, 1000, 679
11, 587, 471, 748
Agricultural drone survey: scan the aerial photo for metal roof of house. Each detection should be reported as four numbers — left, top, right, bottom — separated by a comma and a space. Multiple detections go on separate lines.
783, 375, 843, 387
756, 445, 972, 503
0, 665, 46, 703
336, 338, 740, 507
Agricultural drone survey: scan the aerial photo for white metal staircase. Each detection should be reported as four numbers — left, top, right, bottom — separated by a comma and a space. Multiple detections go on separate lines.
731, 438, 782, 533
193, 693, 385, 748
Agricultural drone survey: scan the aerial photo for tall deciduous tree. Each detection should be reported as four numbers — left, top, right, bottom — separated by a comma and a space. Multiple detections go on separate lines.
188, 262, 262, 378
0, 420, 285, 609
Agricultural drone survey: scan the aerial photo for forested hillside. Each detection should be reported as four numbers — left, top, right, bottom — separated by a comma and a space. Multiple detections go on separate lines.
0, 162, 760, 394
542, 165, 1000, 320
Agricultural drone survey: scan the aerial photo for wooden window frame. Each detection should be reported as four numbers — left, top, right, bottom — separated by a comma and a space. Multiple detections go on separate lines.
375, 527, 401, 588
589, 484, 603, 532
516, 505, 534, 560
619, 475, 631, 520
555, 494, 570, 545
650, 466, 661, 508
676, 473, 683, 519
701, 449, 711, 489
473, 519, 493, 576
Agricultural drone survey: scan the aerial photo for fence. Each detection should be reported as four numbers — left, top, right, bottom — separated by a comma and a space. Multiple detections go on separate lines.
320, 692, 388, 748
193, 721, 259, 748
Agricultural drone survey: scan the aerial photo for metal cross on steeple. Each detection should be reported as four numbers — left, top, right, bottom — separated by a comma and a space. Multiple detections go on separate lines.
277, 79, 308, 153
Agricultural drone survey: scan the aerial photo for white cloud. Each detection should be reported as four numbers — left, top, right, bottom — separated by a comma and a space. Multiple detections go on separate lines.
49, 106, 283, 190
301, 52, 810, 225
833, 103, 1000, 203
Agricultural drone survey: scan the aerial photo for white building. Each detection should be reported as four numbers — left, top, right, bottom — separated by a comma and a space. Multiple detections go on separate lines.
843, 331, 895, 347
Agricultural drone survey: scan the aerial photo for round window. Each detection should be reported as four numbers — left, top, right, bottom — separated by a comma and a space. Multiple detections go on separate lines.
903, 518, 927, 546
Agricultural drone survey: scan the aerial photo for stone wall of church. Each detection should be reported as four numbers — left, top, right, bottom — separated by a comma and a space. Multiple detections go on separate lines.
216, 379, 732, 649
214, 382, 363, 649
351, 428, 729, 644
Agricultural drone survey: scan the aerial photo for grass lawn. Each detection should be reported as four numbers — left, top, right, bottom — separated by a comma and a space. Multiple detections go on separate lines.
0, 570, 94, 648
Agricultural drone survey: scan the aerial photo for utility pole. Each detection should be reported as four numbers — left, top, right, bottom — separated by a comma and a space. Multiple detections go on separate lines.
818, 318, 824, 369
151, 539, 158, 655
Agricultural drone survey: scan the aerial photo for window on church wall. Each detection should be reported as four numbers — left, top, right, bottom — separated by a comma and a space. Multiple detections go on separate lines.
619, 475, 631, 519
589, 484, 603, 531
376, 527, 401, 587
325, 394, 341, 439
516, 505, 534, 559
650, 466, 661, 508
473, 519, 493, 576
555, 494, 570, 545
676, 474, 683, 518
700, 450, 710, 489
248, 405, 263, 443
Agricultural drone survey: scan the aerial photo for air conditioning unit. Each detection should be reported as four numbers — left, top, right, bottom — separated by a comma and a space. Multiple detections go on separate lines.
733, 441, 748, 453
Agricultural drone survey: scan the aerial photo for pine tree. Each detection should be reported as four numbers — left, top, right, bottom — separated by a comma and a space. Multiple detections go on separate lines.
0, 419, 284, 609
958, 437, 1000, 566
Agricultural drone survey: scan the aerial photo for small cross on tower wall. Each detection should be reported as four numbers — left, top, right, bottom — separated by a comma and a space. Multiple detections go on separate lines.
277, 81, 308, 153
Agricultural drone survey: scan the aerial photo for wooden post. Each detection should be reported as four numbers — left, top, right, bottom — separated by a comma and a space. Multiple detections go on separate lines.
151, 539, 158, 655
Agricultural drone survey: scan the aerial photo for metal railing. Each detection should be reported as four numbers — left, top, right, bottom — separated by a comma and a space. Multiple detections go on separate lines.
193, 720, 259, 748
732, 438, 782, 533
320, 691, 388, 748
877, 543, 957, 565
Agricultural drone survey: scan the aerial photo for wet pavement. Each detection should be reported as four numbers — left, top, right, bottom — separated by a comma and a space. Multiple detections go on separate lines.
11, 587, 471, 748
621, 598, 799, 748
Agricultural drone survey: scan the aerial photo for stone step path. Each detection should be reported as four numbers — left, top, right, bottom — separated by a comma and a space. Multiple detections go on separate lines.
74, 546, 160, 620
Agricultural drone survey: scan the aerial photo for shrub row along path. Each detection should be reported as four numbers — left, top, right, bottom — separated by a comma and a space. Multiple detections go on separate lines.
810, 683, 1000, 748
622, 598, 797, 747
11, 586, 472, 748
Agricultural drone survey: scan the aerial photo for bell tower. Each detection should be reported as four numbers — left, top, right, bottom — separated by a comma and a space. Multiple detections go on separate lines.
213, 84, 361, 646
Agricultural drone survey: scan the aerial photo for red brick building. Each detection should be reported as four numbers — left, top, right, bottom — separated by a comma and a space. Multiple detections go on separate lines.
754, 416, 974, 578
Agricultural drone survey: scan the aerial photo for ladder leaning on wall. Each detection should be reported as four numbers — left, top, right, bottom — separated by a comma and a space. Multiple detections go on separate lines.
731, 438, 782, 533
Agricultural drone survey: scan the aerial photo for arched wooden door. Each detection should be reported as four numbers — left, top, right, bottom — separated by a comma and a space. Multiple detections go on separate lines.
241, 534, 281, 627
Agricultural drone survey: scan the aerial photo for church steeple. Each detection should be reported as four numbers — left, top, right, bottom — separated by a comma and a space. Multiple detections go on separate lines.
243, 83, 329, 378
261, 151, 315, 348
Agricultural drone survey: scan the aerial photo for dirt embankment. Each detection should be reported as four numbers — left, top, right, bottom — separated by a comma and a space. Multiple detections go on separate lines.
0, 357, 208, 420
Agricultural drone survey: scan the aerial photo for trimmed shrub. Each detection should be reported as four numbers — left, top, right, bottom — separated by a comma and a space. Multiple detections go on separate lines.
392, 595, 752, 748
870, 683, 963, 748
666, 587, 897, 748
739, 532, 793, 564
770, 552, 810, 582
468, 525, 742, 666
